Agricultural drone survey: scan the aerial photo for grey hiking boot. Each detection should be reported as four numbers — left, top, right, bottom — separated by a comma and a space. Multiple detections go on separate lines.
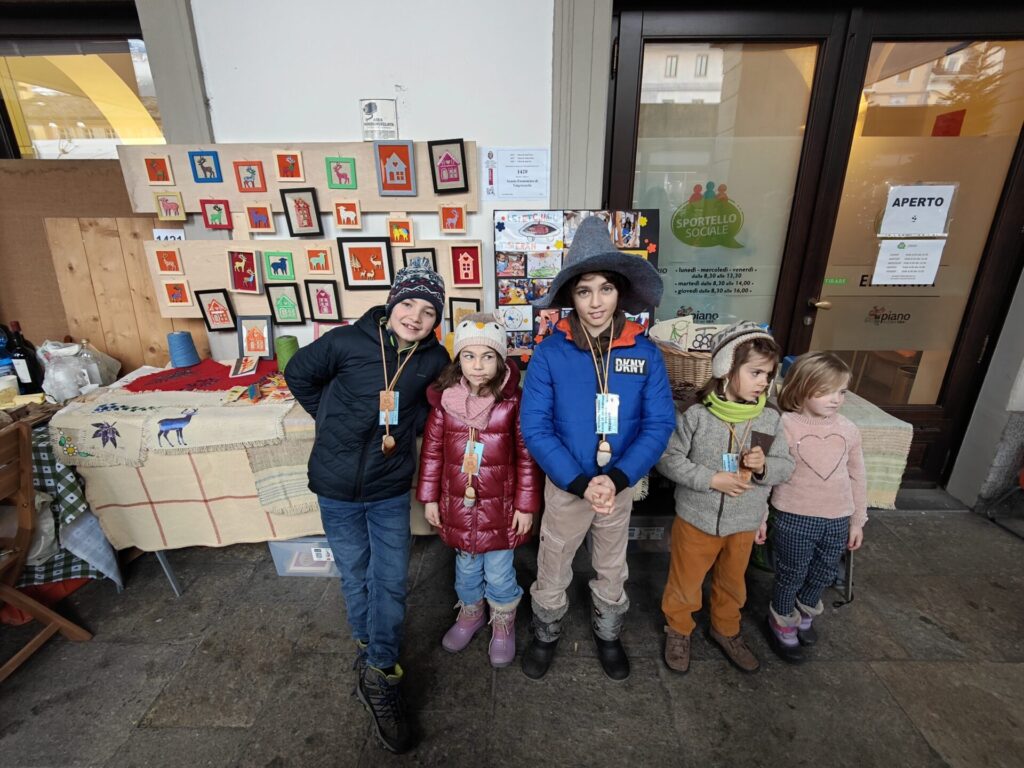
357, 664, 413, 754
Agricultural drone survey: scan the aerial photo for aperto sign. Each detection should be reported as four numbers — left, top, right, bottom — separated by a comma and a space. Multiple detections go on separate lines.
670, 181, 744, 248
878, 183, 956, 237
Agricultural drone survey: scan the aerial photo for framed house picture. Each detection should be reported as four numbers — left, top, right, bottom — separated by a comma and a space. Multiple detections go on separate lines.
280, 187, 323, 236
305, 280, 342, 322
162, 279, 192, 307
195, 289, 237, 332
387, 216, 415, 247
373, 140, 416, 196
245, 202, 275, 233
263, 250, 295, 281
228, 249, 262, 294
401, 247, 436, 272
154, 191, 186, 221
188, 150, 222, 183
306, 247, 333, 275
233, 160, 267, 192
439, 203, 467, 234
237, 315, 274, 359
333, 199, 362, 229
155, 247, 184, 275
199, 198, 232, 230
144, 155, 174, 185
448, 297, 481, 330
274, 150, 304, 182
338, 237, 393, 290
450, 243, 483, 287
266, 282, 305, 325
325, 156, 357, 189
427, 139, 468, 194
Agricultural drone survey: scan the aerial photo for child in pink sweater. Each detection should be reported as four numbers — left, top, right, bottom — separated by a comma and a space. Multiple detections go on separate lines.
766, 352, 867, 662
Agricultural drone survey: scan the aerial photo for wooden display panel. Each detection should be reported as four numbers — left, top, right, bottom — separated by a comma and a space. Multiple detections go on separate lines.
118, 142, 479, 216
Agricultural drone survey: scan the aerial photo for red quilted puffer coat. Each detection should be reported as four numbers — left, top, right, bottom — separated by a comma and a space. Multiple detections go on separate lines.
417, 365, 543, 554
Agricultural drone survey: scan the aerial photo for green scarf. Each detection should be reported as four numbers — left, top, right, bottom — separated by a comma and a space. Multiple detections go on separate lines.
703, 391, 766, 424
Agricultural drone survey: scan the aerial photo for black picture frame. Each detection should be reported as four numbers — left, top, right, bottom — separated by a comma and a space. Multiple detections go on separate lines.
265, 282, 306, 326
304, 279, 342, 322
236, 315, 275, 360
426, 138, 469, 194
194, 289, 237, 332
279, 186, 324, 237
447, 296, 481, 331
337, 236, 393, 290
400, 247, 437, 272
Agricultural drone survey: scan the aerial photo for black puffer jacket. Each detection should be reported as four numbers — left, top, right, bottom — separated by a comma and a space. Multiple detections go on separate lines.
285, 306, 450, 502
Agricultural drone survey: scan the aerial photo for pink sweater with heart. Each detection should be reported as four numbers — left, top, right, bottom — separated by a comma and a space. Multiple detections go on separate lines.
770, 412, 868, 528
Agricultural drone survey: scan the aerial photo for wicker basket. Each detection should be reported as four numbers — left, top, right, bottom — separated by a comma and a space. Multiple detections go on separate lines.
655, 340, 713, 411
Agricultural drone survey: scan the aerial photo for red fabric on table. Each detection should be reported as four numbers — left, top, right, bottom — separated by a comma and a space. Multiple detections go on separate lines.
123, 358, 278, 393
0, 578, 91, 626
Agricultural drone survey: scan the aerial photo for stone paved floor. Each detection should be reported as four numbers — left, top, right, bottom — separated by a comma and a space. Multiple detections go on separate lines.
2, 502, 1023, 767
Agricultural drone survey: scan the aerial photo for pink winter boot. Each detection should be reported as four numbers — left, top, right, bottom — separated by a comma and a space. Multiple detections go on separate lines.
488, 604, 517, 667
442, 601, 487, 653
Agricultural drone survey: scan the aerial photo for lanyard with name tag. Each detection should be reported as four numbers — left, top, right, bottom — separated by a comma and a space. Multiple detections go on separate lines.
379, 390, 399, 426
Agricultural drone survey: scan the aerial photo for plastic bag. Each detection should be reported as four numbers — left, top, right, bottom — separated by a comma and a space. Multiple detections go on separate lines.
42, 356, 91, 402
36, 340, 121, 386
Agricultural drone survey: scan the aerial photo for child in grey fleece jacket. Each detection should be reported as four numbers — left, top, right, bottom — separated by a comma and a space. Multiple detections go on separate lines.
657, 322, 794, 675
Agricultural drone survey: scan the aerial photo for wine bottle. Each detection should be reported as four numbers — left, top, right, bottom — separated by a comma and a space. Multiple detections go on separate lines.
7, 320, 43, 394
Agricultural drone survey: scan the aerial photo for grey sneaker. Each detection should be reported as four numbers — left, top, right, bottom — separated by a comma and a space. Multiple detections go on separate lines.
357, 664, 413, 754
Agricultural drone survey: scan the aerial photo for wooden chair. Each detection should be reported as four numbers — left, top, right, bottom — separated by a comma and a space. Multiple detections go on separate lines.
0, 421, 91, 683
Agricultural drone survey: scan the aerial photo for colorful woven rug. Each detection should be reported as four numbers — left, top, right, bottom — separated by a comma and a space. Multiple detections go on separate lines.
122, 358, 278, 393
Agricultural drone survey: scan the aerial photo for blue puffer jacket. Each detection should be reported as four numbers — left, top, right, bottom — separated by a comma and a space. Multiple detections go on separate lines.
520, 319, 675, 495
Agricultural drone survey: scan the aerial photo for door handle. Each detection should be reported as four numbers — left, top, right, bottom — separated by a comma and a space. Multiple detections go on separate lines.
808, 298, 832, 310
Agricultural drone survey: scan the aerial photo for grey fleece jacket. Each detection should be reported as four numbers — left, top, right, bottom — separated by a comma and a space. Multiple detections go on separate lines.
656, 403, 795, 537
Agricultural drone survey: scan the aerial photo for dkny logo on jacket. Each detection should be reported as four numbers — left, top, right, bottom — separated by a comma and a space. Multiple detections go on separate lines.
614, 357, 647, 375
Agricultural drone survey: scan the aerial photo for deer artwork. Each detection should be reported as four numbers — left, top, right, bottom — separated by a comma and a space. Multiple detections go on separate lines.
233, 254, 248, 272
333, 164, 350, 185
159, 198, 180, 217
148, 160, 167, 181
444, 208, 461, 230
243, 166, 258, 188
196, 156, 216, 179
250, 209, 270, 229
209, 205, 224, 225
369, 252, 383, 276
168, 285, 184, 303
157, 408, 198, 447
241, 268, 256, 289
308, 252, 326, 270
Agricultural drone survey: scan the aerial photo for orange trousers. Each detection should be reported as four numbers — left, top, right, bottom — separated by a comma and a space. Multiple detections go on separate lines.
662, 517, 756, 637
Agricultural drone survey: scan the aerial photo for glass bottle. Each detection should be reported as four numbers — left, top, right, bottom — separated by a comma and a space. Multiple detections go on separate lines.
78, 339, 102, 385
7, 321, 43, 394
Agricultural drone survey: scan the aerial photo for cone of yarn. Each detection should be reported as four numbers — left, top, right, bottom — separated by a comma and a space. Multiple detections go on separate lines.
167, 331, 200, 368
275, 335, 299, 372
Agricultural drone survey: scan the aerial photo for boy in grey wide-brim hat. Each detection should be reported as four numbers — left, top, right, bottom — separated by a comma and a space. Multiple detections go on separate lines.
519, 216, 675, 682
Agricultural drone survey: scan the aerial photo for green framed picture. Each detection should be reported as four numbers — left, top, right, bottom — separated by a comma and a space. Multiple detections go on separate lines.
263, 251, 295, 281
325, 156, 357, 190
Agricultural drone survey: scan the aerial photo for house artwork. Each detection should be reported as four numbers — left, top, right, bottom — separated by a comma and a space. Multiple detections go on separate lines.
246, 326, 267, 353
316, 288, 334, 315
274, 294, 300, 321
292, 198, 312, 228
436, 152, 462, 183
206, 299, 230, 325
384, 153, 407, 185
458, 250, 476, 281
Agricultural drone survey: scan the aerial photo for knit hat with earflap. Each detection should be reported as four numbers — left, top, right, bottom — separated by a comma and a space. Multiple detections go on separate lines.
386, 265, 446, 327
454, 312, 507, 360
709, 321, 777, 379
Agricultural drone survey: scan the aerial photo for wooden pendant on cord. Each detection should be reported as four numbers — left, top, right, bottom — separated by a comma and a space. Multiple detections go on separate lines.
463, 486, 477, 508
381, 434, 396, 456
596, 440, 612, 468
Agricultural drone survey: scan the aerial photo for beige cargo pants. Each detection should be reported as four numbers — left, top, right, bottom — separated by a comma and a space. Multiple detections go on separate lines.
529, 478, 634, 620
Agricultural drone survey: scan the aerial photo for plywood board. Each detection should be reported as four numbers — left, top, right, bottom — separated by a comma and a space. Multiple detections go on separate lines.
43, 218, 105, 346
116, 217, 176, 366
118, 141, 479, 215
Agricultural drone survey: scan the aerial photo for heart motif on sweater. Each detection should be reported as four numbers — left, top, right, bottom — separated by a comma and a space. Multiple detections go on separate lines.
796, 434, 847, 481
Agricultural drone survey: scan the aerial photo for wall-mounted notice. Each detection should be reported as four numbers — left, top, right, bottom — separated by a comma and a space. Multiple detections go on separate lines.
878, 183, 956, 237
871, 239, 945, 286
360, 99, 399, 141
481, 148, 549, 201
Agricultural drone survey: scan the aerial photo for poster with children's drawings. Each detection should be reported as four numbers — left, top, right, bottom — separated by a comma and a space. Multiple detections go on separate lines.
494, 211, 563, 251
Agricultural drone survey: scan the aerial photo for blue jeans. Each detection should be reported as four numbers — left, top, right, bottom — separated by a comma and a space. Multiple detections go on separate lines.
318, 493, 411, 668
454, 548, 523, 607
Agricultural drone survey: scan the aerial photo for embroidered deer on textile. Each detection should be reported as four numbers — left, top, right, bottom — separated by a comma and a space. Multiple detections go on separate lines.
157, 408, 198, 447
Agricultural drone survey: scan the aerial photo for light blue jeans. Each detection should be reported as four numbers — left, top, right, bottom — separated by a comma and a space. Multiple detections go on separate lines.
454, 548, 523, 607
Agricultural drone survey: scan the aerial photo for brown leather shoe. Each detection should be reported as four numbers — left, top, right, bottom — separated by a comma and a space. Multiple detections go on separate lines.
709, 627, 760, 673
663, 626, 690, 673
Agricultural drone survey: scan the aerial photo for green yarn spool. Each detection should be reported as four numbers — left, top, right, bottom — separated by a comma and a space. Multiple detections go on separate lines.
275, 335, 299, 372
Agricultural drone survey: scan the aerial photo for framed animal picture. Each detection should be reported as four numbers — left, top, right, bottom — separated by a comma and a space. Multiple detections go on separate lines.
325, 156, 357, 190
144, 155, 174, 185
245, 203, 275, 233
373, 140, 416, 196
237, 315, 274, 359
387, 216, 415, 247
439, 203, 467, 234
448, 297, 481, 330
280, 187, 323, 237
227, 249, 262, 294
233, 160, 267, 192
188, 150, 223, 183
195, 289, 237, 332
274, 150, 304, 182
333, 200, 362, 229
305, 280, 342, 322
262, 251, 295, 282
306, 247, 333, 275
427, 138, 468, 194
450, 243, 483, 287
338, 237, 393, 290
162, 279, 192, 307
266, 282, 305, 325
401, 247, 436, 272
155, 247, 184, 275
199, 198, 232, 230
154, 191, 186, 221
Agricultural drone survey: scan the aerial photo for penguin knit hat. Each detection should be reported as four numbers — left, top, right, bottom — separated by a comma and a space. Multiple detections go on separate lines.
453, 312, 507, 360
386, 265, 446, 327
709, 321, 778, 379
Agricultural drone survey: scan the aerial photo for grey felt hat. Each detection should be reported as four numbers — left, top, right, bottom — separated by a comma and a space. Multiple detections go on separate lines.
532, 216, 664, 313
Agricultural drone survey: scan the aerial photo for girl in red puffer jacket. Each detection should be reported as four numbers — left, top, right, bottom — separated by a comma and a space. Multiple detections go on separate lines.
417, 313, 542, 668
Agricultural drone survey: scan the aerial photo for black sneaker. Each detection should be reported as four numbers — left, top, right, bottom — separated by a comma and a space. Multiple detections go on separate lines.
357, 664, 413, 754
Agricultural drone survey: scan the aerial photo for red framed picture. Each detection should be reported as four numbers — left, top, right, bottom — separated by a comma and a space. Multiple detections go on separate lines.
233, 160, 267, 192
450, 243, 482, 287
227, 249, 262, 294
200, 198, 232, 230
